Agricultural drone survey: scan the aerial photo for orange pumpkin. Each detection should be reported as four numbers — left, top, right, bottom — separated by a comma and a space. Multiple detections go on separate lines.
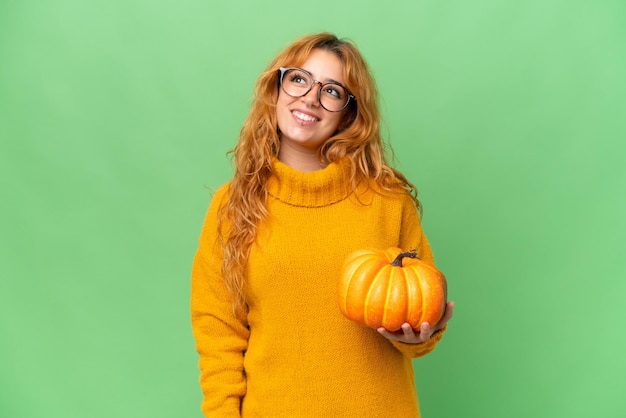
337, 247, 447, 331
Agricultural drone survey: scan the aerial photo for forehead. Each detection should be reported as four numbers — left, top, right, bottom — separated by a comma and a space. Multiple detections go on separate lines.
299, 49, 345, 83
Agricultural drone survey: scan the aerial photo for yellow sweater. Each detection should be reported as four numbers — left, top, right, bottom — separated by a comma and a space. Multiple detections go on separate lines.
191, 157, 445, 417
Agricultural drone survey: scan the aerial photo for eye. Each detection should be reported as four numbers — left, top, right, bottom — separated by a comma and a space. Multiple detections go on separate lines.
288, 70, 310, 85
322, 84, 345, 100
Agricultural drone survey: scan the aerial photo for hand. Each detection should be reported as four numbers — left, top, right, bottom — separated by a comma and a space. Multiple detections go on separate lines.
377, 301, 455, 344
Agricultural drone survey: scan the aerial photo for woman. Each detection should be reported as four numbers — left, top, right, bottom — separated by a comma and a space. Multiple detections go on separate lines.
191, 32, 454, 417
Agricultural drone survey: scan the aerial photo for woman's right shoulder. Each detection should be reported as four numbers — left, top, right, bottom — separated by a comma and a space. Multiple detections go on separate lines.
211, 181, 232, 199
195, 182, 232, 229
196, 181, 232, 243
207, 181, 232, 210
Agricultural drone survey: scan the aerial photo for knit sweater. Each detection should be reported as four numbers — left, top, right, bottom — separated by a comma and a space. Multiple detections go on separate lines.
191, 157, 446, 417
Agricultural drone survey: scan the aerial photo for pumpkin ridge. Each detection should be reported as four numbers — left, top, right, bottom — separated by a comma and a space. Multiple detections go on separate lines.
339, 259, 362, 317
338, 254, 367, 315
363, 265, 389, 328
403, 267, 421, 328
419, 268, 426, 324
383, 266, 408, 331
338, 259, 355, 314
382, 268, 394, 329
342, 255, 386, 322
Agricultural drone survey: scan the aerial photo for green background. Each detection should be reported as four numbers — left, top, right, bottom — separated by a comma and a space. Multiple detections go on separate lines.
2, 0, 625, 417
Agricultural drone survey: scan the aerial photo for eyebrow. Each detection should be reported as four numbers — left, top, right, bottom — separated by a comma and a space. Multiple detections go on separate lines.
325, 77, 344, 85
299, 67, 345, 86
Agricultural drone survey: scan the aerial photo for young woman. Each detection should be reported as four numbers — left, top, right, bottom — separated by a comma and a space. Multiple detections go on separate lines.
191, 32, 454, 417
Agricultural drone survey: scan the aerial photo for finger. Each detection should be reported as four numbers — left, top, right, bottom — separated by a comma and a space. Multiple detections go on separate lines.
401, 323, 416, 340
377, 327, 398, 341
444, 301, 455, 320
419, 322, 432, 342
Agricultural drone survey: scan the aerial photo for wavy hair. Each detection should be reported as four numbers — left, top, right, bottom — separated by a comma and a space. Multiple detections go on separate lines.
219, 33, 420, 314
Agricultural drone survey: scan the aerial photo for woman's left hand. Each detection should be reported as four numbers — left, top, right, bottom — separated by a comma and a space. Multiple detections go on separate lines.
377, 301, 455, 344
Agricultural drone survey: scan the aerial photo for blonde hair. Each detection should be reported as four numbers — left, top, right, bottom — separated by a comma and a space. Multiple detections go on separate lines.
219, 33, 420, 313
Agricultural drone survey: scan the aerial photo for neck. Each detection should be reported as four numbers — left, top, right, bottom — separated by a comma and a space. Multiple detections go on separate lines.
278, 143, 326, 173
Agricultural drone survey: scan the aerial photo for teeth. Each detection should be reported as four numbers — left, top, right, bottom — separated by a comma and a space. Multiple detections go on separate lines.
293, 111, 318, 122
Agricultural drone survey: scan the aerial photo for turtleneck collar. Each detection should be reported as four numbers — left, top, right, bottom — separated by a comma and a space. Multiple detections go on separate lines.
267, 157, 353, 207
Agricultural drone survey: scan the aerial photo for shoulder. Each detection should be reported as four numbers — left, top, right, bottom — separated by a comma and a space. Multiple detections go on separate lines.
207, 181, 232, 213
357, 177, 416, 206
197, 181, 232, 237
212, 181, 232, 200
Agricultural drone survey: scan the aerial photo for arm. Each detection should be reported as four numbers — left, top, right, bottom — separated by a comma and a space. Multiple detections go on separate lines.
191, 186, 250, 417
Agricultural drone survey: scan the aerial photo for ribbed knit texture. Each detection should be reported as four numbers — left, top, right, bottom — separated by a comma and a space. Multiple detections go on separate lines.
191, 157, 445, 417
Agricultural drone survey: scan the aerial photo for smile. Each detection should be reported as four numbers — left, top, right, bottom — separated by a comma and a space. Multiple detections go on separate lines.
292, 110, 319, 123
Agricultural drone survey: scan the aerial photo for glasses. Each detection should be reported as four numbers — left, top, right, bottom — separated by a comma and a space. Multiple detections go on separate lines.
278, 67, 355, 112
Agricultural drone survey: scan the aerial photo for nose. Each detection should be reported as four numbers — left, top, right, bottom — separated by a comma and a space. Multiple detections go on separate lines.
301, 81, 322, 107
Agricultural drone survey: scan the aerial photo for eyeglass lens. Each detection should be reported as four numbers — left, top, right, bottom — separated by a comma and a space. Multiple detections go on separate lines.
281, 68, 350, 112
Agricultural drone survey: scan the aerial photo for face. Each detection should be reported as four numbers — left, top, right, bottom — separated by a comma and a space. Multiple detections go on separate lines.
276, 49, 347, 156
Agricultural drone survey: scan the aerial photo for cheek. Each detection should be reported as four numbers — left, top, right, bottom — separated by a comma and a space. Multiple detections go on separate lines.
276, 90, 293, 110
326, 114, 343, 132
276, 98, 291, 130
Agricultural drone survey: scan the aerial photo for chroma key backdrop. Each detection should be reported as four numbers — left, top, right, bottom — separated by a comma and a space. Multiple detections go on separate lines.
1, 1, 625, 417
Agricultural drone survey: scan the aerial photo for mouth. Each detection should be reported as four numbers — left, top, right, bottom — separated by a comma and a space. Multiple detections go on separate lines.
292, 110, 320, 124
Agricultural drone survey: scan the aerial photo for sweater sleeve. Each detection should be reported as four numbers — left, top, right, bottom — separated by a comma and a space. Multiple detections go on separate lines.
191, 185, 250, 417
390, 193, 447, 358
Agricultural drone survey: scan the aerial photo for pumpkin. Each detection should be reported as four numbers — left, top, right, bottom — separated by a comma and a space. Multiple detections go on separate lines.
337, 247, 447, 331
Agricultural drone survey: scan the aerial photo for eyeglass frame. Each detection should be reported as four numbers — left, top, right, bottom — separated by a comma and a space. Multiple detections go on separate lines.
278, 67, 356, 112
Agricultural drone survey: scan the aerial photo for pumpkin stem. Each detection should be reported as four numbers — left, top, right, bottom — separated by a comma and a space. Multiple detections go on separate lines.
391, 250, 418, 267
